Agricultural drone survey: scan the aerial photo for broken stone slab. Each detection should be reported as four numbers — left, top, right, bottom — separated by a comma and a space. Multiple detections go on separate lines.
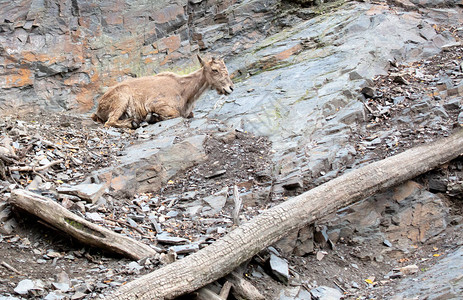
127, 261, 144, 274
273, 228, 298, 256
399, 264, 419, 275
51, 282, 70, 293
156, 233, 189, 245
85, 212, 104, 222
70, 291, 87, 300
361, 86, 376, 98
201, 187, 229, 217
279, 286, 312, 300
170, 243, 200, 255
57, 183, 106, 203
0, 202, 11, 222
183, 202, 203, 218
443, 97, 461, 110
204, 169, 227, 179
1, 218, 18, 234
94, 135, 206, 197
14, 279, 35, 295
310, 286, 342, 300
134, 118, 184, 138
269, 253, 289, 285
14, 279, 45, 296
314, 225, 329, 247
281, 177, 303, 190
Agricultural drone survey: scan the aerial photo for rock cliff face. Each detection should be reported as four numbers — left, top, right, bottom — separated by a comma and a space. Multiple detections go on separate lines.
0, 0, 278, 111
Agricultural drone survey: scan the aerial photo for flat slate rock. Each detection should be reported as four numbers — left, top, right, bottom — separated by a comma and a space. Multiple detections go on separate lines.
269, 253, 289, 284
310, 286, 342, 300
156, 234, 189, 245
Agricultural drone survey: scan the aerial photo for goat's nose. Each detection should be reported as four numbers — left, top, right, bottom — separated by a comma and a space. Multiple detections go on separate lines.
230, 86, 234, 91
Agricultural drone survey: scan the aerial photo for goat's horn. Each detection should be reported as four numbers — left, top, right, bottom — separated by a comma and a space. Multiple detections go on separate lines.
197, 54, 205, 66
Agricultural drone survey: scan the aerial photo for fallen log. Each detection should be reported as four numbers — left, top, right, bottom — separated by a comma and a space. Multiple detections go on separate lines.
226, 271, 265, 300
9, 189, 159, 260
109, 129, 463, 299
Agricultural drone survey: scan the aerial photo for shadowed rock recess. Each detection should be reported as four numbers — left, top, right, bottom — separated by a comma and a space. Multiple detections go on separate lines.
1, 0, 463, 299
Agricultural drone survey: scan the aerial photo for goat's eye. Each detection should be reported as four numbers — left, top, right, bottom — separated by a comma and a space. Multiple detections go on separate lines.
212, 69, 219, 73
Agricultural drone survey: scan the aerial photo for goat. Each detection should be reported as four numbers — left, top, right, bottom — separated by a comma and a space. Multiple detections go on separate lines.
91, 55, 234, 128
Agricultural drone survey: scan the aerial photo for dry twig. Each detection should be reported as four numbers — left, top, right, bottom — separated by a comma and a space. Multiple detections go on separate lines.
8, 159, 63, 172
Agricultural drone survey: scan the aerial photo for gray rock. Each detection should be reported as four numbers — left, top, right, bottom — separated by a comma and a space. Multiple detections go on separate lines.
411, 100, 431, 113
443, 97, 461, 110
279, 286, 312, 300
156, 233, 189, 245
392, 246, 463, 299
184, 203, 203, 217
269, 253, 289, 284
94, 134, 206, 197
428, 174, 448, 192
202, 187, 228, 216
393, 96, 406, 105
335, 101, 366, 125
170, 243, 199, 254
85, 212, 103, 222
44, 292, 65, 300
458, 111, 463, 125
135, 118, 184, 137
280, 174, 303, 190
361, 86, 376, 98
314, 225, 329, 246
127, 261, 143, 273
57, 183, 106, 203
51, 282, 69, 293
399, 264, 419, 275
70, 292, 87, 300
319, 180, 449, 250
13, 279, 45, 295
14, 279, 35, 295
310, 286, 342, 300
0, 202, 11, 222
274, 229, 299, 256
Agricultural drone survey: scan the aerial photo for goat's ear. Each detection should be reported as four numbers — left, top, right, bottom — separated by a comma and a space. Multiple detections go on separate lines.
211, 56, 216, 62
197, 54, 205, 67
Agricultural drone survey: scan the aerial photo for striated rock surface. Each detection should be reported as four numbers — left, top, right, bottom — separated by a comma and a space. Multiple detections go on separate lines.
0, 0, 279, 111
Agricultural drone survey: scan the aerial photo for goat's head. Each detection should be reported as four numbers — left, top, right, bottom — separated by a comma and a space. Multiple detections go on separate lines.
198, 55, 234, 95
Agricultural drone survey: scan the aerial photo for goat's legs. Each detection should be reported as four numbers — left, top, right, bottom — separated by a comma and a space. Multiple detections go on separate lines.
146, 103, 181, 122
104, 93, 138, 129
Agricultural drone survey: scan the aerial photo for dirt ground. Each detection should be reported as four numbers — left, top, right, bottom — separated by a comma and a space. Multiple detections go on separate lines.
1, 44, 463, 299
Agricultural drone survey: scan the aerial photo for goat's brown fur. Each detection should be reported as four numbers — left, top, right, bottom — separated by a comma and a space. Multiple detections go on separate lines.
91, 56, 234, 129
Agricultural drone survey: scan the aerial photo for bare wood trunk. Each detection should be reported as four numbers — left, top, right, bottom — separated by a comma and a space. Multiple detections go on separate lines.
109, 129, 463, 299
226, 272, 265, 300
9, 189, 158, 260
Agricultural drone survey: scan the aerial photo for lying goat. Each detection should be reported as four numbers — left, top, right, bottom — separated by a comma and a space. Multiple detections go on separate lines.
92, 55, 234, 128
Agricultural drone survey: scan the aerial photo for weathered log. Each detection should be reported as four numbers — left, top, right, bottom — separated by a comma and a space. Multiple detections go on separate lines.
109, 129, 463, 299
9, 189, 158, 260
232, 185, 242, 226
226, 272, 265, 300
196, 287, 224, 300
218, 281, 232, 299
